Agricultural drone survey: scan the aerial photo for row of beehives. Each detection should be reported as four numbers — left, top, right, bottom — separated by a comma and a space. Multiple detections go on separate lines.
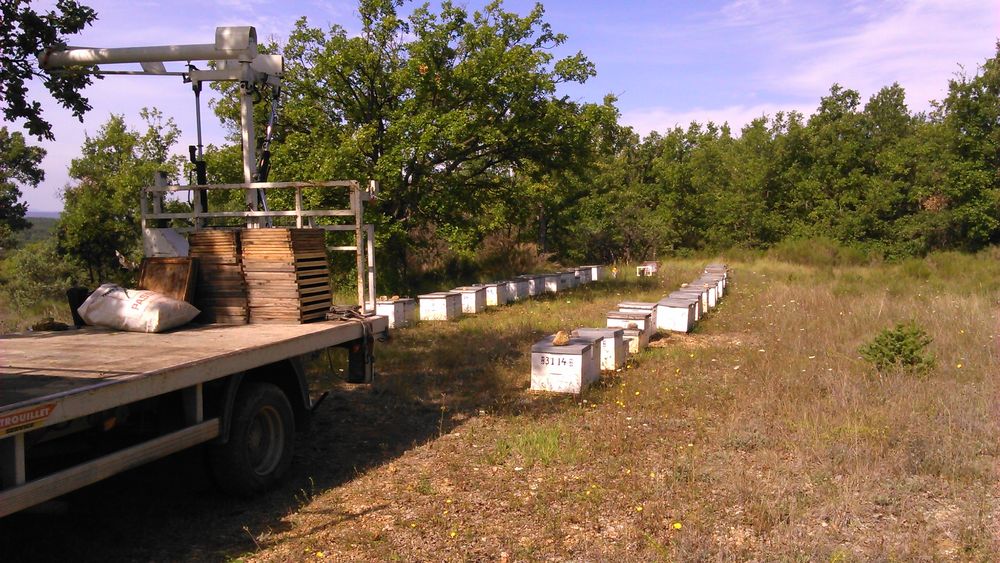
374, 265, 607, 328
530, 263, 730, 394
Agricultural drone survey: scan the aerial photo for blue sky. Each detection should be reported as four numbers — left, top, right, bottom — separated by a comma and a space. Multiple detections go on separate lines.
13, 0, 1000, 212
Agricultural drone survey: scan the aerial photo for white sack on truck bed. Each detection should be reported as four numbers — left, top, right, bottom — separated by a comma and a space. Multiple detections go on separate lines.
78, 284, 200, 333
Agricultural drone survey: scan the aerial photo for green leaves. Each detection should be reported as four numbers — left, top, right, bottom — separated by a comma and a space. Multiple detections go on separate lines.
0, 127, 46, 249
58, 110, 183, 283
0, 0, 98, 140
205, 0, 606, 289
859, 322, 935, 374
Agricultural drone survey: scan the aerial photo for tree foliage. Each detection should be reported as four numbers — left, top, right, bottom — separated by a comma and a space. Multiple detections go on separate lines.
561, 45, 1000, 263
210, 0, 609, 288
58, 110, 183, 283
0, 237, 82, 311
0, 127, 45, 249
0, 0, 98, 140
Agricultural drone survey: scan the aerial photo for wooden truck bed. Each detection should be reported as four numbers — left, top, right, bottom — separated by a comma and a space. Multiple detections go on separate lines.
1, 319, 387, 435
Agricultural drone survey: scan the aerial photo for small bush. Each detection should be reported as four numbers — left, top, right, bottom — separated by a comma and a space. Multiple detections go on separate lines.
859, 322, 935, 374
0, 239, 83, 311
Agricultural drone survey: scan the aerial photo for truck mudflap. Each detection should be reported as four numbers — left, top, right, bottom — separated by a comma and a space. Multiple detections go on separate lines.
326, 306, 385, 385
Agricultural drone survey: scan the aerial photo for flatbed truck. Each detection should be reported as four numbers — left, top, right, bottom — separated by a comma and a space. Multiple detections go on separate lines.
0, 317, 387, 517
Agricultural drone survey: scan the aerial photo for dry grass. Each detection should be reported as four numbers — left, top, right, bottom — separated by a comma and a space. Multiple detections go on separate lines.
1, 255, 996, 561
243, 255, 999, 561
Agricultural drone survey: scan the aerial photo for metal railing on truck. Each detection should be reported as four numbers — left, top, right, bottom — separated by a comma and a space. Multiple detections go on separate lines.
140, 179, 378, 312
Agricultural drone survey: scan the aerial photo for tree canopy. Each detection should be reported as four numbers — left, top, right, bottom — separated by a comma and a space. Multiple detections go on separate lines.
0, 127, 45, 249
211, 0, 612, 288
0, 0, 98, 140
58, 109, 183, 282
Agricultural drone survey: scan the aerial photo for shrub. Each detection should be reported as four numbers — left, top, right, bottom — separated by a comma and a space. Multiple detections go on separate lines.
1, 239, 83, 309
859, 322, 935, 374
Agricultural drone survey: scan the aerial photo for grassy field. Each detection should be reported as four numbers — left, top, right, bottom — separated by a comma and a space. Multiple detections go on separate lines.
1, 253, 996, 561
244, 253, 998, 561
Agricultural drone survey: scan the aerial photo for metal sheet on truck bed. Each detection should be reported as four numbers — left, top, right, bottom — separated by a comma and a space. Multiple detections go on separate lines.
1, 318, 386, 435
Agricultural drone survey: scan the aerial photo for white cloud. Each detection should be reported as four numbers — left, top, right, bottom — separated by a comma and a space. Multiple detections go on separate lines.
759, 0, 998, 108
621, 102, 814, 138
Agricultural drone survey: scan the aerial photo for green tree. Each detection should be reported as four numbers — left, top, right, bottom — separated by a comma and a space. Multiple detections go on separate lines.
1, 0, 98, 140
0, 127, 45, 249
924, 42, 1000, 250
58, 109, 183, 283
0, 238, 82, 312
211, 0, 602, 289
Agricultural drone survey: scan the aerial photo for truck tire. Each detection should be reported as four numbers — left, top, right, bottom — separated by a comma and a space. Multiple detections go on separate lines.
209, 382, 294, 496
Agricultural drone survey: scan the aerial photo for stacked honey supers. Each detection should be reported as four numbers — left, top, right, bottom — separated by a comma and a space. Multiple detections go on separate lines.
187, 230, 249, 324
240, 229, 332, 324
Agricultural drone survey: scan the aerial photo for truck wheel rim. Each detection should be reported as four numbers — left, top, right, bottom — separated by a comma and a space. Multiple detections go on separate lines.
247, 405, 284, 476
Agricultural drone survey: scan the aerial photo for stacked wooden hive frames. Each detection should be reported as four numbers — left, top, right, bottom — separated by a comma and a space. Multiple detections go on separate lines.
187, 230, 248, 324
241, 228, 333, 324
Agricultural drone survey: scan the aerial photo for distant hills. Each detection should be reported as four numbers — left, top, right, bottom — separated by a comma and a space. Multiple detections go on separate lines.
26, 211, 61, 219
10, 216, 58, 248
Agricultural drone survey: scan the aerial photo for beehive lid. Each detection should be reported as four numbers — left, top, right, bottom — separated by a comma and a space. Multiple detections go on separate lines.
607, 311, 651, 320
618, 301, 657, 309
573, 327, 624, 339
658, 298, 696, 307
532, 335, 592, 354
377, 297, 415, 304
673, 287, 706, 294
419, 292, 458, 298
452, 286, 484, 293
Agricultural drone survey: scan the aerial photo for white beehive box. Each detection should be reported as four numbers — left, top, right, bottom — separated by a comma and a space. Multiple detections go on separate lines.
573, 327, 626, 371
530, 335, 599, 394
588, 265, 604, 282
520, 274, 544, 297
543, 274, 560, 293
668, 291, 702, 320
559, 271, 575, 290
699, 274, 726, 297
506, 279, 529, 301
674, 287, 709, 313
704, 263, 728, 281
656, 298, 696, 332
606, 310, 654, 341
618, 301, 658, 332
636, 261, 660, 277
694, 282, 718, 308
575, 267, 592, 285
375, 297, 417, 328
621, 327, 648, 354
453, 286, 487, 314
477, 282, 510, 307
419, 292, 462, 321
